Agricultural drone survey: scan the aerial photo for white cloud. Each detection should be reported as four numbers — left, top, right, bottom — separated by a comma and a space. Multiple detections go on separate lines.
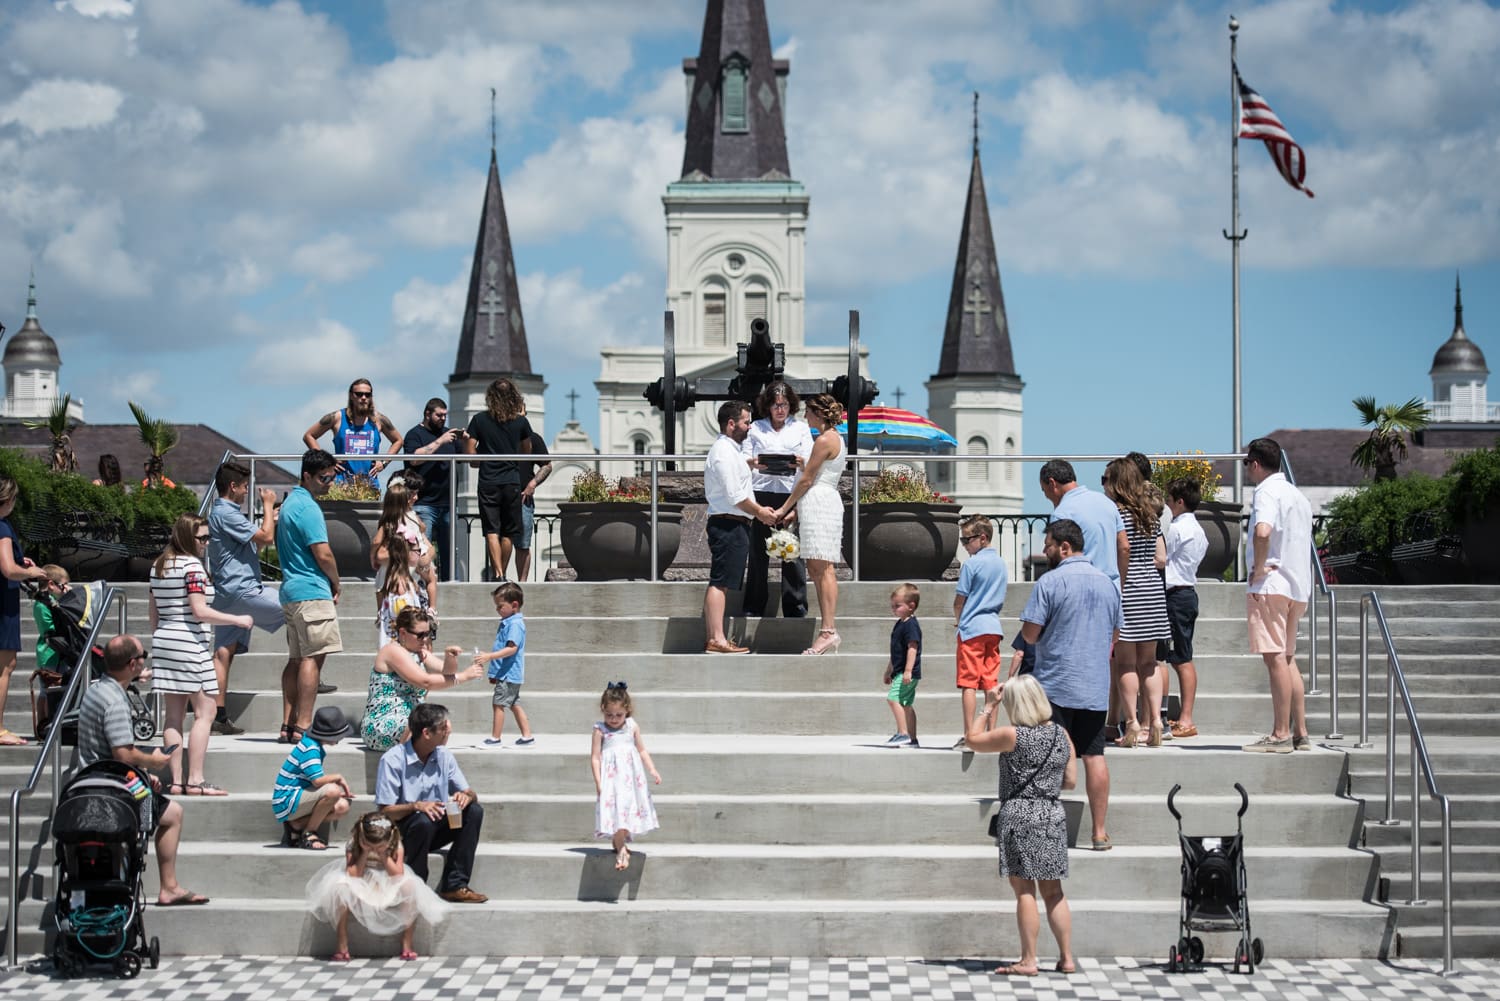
289, 232, 379, 284
0, 79, 124, 134
105, 370, 163, 409
55, 0, 133, 18
517, 269, 653, 365
247, 319, 385, 385
43, 202, 150, 297
392, 266, 469, 344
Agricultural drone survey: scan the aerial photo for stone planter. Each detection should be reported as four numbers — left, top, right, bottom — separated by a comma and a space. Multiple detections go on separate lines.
559, 502, 684, 581
1195, 500, 1243, 581
1459, 503, 1500, 584
318, 500, 381, 581
1390, 537, 1468, 585
841, 503, 963, 580
1321, 551, 1389, 587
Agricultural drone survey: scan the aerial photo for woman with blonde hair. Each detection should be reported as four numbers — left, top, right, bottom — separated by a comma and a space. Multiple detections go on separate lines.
966, 674, 1078, 976
150, 514, 254, 793
464, 378, 533, 580
1102, 457, 1170, 747
773, 394, 847, 655
0, 476, 52, 743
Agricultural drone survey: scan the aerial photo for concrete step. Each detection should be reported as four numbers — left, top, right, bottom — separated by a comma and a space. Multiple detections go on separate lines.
1349, 771, 1500, 797
6, 842, 1374, 903
1364, 820, 1500, 850
1, 896, 1389, 958
1395, 924, 1500, 958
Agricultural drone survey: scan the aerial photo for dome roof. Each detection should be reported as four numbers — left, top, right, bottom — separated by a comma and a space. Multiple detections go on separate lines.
3, 277, 61, 369
1430, 276, 1487, 376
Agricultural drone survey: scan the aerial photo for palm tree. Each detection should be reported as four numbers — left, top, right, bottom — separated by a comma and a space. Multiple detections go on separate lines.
129, 401, 180, 488
1350, 396, 1430, 480
22, 395, 77, 473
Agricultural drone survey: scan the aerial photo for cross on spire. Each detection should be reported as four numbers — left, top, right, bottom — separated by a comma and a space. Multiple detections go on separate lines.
964, 283, 991, 322
972, 91, 979, 157
892, 386, 905, 408
478, 284, 504, 341
566, 388, 580, 421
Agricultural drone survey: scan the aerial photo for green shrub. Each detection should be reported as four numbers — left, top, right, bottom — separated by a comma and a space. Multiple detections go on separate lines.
0, 447, 196, 531
1324, 474, 1452, 555
860, 469, 952, 504
568, 470, 653, 502
1444, 439, 1500, 524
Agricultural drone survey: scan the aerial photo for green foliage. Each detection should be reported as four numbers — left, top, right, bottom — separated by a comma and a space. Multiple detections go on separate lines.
1445, 439, 1500, 523
1150, 453, 1222, 504
0, 448, 194, 532
1324, 473, 1452, 555
128, 401, 180, 458
860, 469, 952, 504
1350, 396, 1430, 479
569, 470, 656, 502
131, 483, 199, 527
323, 475, 381, 502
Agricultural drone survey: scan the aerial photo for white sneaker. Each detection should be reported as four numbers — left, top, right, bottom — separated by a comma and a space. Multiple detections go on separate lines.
1242, 735, 1293, 754
885, 733, 911, 745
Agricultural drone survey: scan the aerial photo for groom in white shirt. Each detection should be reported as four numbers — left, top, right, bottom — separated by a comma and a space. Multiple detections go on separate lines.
703, 401, 778, 654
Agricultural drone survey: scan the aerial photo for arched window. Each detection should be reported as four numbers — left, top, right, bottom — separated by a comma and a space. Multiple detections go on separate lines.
721, 54, 749, 133
966, 436, 988, 482
1004, 436, 1016, 482
632, 436, 649, 477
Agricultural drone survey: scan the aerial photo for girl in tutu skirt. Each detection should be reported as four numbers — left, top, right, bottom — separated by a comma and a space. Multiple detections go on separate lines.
307, 812, 448, 961
591, 682, 661, 871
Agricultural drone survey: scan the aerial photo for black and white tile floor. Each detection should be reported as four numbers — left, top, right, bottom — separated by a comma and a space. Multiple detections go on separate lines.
4, 956, 1494, 1000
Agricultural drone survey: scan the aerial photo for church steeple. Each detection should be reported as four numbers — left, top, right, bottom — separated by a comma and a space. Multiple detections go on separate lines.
450, 127, 531, 382
680, 0, 792, 181
934, 94, 1016, 378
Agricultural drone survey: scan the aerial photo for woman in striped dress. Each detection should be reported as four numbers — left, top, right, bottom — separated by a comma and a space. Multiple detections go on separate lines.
150, 514, 253, 795
1103, 459, 1170, 747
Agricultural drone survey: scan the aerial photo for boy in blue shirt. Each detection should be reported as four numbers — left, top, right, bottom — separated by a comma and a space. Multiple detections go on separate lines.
882, 583, 923, 747
953, 515, 1008, 748
476, 582, 532, 746
271, 706, 353, 849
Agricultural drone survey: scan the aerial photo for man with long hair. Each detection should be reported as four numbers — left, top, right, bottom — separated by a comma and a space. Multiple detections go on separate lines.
302, 378, 404, 486
463, 378, 534, 580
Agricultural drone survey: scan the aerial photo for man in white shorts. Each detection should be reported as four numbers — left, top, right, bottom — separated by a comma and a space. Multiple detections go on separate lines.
1241, 437, 1314, 753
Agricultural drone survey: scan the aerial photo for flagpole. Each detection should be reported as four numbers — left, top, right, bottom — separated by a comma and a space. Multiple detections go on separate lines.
1226, 15, 1247, 557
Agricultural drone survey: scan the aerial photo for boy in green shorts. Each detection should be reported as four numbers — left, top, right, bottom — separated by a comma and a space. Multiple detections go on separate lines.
882, 583, 923, 747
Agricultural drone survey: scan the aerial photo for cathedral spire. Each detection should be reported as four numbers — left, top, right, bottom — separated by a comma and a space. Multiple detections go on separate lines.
934, 96, 1016, 378
680, 0, 791, 181
26, 265, 37, 320
450, 138, 531, 382
1454, 271, 1466, 339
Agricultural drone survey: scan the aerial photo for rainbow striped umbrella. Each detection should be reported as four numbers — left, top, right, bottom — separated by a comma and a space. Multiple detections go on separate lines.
830, 406, 958, 453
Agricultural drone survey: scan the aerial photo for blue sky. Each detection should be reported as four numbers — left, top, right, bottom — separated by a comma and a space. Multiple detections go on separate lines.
1, 0, 1496, 510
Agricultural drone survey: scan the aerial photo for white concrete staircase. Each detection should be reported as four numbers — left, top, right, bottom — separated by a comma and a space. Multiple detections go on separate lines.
3, 580, 1396, 959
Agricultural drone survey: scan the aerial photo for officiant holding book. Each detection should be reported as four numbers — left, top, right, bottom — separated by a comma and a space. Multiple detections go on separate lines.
741, 382, 814, 619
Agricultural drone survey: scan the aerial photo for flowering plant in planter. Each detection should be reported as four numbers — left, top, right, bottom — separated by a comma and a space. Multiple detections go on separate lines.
1149, 453, 1222, 502
322, 475, 381, 502
858, 469, 952, 504
568, 470, 659, 503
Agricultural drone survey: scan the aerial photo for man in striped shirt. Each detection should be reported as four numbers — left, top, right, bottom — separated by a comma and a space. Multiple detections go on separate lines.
271, 706, 354, 850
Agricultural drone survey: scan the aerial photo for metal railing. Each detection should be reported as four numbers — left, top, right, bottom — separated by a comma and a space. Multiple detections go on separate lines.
232, 450, 1252, 583
1358, 591, 1454, 975
6, 584, 125, 968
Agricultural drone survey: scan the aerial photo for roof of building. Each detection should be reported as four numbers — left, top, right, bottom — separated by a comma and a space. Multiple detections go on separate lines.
1430, 275, 1487, 376
679, 0, 792, 181
0, 423, 296, 488
3, 276, 61, 369
1209, 427, 1474, 488
449, 149, 532, 383
932, 105, 1018, 381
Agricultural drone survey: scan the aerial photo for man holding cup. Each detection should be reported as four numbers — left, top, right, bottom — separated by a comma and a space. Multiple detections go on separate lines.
374, 702, 487, 903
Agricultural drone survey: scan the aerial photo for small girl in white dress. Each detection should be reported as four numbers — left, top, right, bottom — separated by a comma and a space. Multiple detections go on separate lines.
306, 812, 448, 962
591, 683, 661, 871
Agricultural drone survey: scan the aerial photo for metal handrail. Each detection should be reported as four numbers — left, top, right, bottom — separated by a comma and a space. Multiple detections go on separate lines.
1359, 591, 1454, 976
6, 584, 124, 968
195, 449, 235, 518
234, 450, 1251, 583
1280, 452, 1339, 736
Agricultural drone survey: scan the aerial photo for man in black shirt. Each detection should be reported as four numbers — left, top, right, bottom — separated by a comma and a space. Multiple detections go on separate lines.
403, 398, 463, 581
464, 378, 533, 581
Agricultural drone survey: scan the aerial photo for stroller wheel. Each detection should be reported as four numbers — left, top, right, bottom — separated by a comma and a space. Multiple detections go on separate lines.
115, 952, 142, 979
1188, 937, 1205, 964
1167, 944, 1181, 973
1251, 938, 1264, 965
149, 936, 161, 969
132, 717, 157, 741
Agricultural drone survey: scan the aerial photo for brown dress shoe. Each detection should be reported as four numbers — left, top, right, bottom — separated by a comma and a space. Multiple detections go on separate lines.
439, 886, 488, 904
704, 639, 749, 654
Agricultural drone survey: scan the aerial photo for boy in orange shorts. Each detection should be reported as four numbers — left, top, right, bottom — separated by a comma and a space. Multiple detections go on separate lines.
952, 515, 1008, 749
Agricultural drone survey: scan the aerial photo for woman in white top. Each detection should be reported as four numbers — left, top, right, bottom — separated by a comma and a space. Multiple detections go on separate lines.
774, 394, 848, 655
741, 382, 814, 619
149, 514, 253, 795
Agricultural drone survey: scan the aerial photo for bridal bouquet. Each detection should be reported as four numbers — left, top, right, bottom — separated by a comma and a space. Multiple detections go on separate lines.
766, 528, 800, 560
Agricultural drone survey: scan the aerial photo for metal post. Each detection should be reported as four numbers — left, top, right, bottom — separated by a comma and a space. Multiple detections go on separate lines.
1228, 16, 1245, 519
1381, 647, 1399, 825
8, 793, 19, 966
1407, 729, 1426, 905
1440, 800, 1454, 974
851, 454, 861, 581
1356, 597, 1372, 747
649, 457, 660, 581
1308, 586, 1322, 695
449, 457, 460, 582
247, 458, 257, 523
1325, 592, 1341, 739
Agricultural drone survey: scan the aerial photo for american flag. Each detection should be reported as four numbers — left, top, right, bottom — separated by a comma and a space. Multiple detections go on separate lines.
1235, 65, 1314, 198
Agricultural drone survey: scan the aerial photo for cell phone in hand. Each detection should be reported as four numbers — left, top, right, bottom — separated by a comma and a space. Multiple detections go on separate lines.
160, 744, 179, 755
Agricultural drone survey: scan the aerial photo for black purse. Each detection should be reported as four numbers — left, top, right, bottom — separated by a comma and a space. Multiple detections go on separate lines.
986, 727, 1062, 838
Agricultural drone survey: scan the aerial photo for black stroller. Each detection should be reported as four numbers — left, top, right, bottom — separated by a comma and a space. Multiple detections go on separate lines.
50, 760, 161, 978
1164, 782, 1264, 974
29, 580, 155, 744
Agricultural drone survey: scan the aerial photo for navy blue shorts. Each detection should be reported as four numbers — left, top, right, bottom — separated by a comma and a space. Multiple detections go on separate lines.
1049, 702, 1108, 758
1165, 587, 1199, 665
706, 516, 750, 590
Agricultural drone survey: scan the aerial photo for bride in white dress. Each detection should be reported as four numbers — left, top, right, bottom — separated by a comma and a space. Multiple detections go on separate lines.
774, 394, 847, 655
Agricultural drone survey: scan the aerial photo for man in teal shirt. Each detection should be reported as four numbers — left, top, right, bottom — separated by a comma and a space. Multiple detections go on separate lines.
275, 449, 343, 744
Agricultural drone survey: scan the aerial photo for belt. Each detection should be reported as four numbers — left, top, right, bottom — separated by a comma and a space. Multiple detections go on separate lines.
709, 514, 751, 523
1165, 585, 1194, 595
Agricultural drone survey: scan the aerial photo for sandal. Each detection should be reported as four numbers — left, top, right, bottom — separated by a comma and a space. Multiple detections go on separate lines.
186, 782, 228, 797
329, 950, 350, 963
994, 964, 1038, 976
167, 783, 190, 796
281, 823, 305, 848
278, 725, 305, 745
301, 832, 329, 851
399, 949, 419, 961
0, 729, 29, 746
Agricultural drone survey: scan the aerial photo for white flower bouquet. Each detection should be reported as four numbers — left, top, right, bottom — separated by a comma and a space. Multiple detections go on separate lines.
766, 528, 800, 561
